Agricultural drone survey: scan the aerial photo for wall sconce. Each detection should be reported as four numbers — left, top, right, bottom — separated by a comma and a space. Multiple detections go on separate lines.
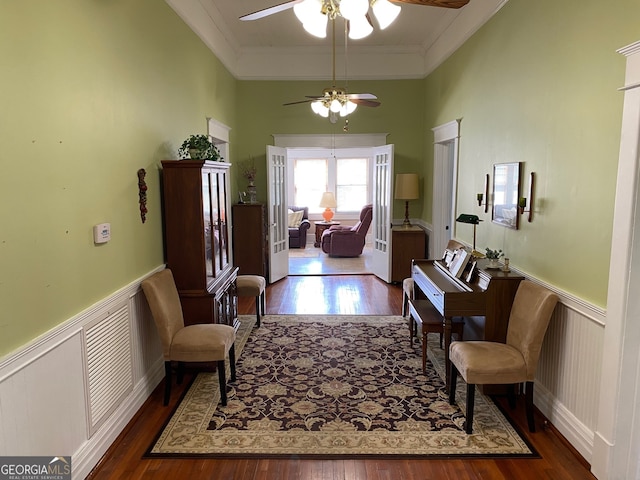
476, 173, 489, 213
518, 172, 535, 222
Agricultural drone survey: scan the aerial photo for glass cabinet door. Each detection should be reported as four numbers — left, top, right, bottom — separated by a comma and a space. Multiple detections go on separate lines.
217, 171, 230, 271
202, 172, 214, 278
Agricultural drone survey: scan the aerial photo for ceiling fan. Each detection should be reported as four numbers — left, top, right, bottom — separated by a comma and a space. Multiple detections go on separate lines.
282, 20, 380, 125
241, 0, 471, 39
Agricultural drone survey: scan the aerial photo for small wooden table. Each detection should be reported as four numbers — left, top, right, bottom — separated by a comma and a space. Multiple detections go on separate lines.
314, 221, 340, 247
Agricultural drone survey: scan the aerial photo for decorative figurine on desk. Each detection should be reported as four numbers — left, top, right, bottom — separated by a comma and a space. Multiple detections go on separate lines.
502, 258, 511, 272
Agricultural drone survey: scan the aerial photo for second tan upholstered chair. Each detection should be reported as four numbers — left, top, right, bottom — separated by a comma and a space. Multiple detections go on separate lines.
141, 269, 236, 406
448, 280, 558, 434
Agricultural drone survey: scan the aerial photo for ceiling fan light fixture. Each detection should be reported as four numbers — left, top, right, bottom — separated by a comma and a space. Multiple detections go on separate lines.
293, 0, 320, 24
339, 0, 369, 21
302, 15, 328, 38
348, 16, 373, 39
329, 98, 342, 113
311, 100, 330, 117
339, 101, 358, 117
371, 0, 401, 29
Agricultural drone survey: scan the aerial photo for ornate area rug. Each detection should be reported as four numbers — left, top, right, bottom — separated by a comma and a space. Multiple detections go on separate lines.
146, 315, 536, 458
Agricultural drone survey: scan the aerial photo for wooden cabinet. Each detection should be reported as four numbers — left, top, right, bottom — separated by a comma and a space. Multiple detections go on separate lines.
391, 226, 426, 283
232, 203, 269, 279
161, 160, 238, 330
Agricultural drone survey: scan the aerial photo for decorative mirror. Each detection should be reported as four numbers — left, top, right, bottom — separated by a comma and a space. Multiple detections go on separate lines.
492, 162, 522, 230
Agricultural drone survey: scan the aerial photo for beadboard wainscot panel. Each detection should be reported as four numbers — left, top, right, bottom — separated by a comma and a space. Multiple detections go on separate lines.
535, 286, 606, 464
0, 268, 164, 480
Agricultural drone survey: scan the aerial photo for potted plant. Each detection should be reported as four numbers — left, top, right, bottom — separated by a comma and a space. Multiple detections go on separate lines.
178, 134, 222, 161
485, 248, 504, 269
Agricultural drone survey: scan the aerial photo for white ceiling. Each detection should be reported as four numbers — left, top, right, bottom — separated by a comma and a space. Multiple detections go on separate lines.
166, 0, 507, 80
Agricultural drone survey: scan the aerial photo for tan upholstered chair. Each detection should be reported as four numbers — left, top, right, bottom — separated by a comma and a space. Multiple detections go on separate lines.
141, 269, 236, 406
448, 280, 558, 434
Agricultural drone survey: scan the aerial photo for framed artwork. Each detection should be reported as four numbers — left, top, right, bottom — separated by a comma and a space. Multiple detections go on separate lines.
492, 162, 522, 230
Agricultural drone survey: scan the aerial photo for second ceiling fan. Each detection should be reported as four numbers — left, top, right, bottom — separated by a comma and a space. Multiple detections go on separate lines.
282, 19, 380, 125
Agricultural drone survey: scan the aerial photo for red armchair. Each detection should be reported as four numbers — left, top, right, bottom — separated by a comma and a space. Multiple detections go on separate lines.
321, 204, 373, 257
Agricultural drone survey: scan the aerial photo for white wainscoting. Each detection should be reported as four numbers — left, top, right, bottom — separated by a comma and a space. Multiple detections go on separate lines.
0, 268, 164, 480
535, 299, 605, 462
0, 262, 605, 476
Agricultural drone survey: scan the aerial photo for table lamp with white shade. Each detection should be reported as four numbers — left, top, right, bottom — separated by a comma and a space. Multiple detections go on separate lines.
394, 173, 419, 227
319, 191, 337, 222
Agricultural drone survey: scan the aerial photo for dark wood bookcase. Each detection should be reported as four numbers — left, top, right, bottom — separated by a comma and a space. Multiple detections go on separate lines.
160, 160, 238, 330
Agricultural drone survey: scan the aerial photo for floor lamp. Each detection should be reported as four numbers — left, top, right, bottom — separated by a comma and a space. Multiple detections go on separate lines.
395, 173, 419, 227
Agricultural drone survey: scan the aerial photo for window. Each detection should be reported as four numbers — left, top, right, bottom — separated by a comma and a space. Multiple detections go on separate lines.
336, 158, 367, 212
290, 150, 371, 215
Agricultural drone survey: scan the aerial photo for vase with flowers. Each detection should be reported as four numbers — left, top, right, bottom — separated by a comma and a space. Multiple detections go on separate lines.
240, 158, 257, 203
485, 248, 504, 269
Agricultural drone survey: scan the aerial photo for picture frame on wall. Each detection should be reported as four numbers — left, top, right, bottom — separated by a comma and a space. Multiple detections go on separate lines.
492, 162, 522, 230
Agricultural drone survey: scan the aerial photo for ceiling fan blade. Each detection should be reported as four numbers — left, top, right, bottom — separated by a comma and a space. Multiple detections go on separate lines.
283, 99, 314, 106
351, 99, 381, 107
347, 93, 378, 100
390, 0, 470, 8
240, 0, 302, 21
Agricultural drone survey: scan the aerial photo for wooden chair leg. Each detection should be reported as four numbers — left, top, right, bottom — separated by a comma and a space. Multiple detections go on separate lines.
507, 384, 516, 409
449, 363, 458, 404
229, 344, 236, 382
261, 290, 266, 319
465, 383, 475, 434
255, 296, 261, 327
217, 359, 227, 406
402, 291, 408, 317
163, 361, 172, 406
409, 313, 415, 344
525, 381, 536, 432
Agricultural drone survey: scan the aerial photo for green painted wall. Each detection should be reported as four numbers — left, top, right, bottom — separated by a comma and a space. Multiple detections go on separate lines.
423, 0, 640, 307
2, 0, 637, 357
0, 0, 237, 356
233, 79, 425, 213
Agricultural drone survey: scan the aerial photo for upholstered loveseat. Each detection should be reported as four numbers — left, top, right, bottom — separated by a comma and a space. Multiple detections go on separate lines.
288, 206, 311, 248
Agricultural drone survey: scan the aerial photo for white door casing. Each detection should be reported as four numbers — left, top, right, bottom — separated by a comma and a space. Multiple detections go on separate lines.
370, 144, 394, 283
267, 145, 289, 283
431, 120, 460, 259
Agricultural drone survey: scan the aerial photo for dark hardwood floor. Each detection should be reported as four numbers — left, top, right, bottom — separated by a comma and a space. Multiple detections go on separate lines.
87, 275, 595, 480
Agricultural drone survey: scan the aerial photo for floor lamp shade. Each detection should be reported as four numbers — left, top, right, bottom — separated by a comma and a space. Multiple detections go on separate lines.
395, 174, 419, 226
319, 191, 337, 222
